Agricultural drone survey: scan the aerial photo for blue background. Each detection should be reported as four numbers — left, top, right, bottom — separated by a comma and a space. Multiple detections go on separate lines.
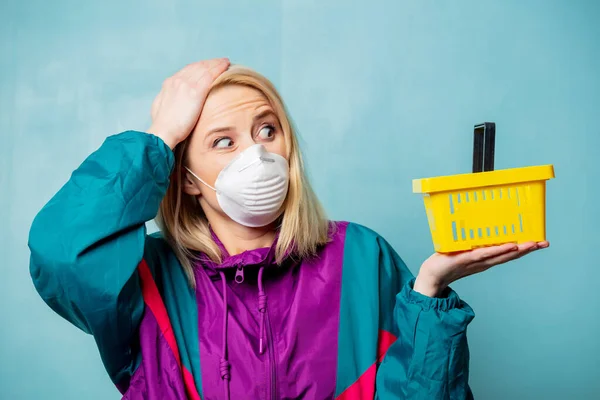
1, 0, 598, 398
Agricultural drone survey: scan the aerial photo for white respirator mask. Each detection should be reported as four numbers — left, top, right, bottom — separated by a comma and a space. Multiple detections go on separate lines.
185, 144, 290, 228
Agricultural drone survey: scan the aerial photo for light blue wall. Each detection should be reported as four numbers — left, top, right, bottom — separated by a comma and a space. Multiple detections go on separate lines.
1, 0, 598, 399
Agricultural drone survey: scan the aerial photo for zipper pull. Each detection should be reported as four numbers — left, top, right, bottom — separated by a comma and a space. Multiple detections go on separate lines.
234, 266, 244, 284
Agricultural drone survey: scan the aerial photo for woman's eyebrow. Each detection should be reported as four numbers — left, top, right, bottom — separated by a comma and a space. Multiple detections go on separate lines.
253, 109, 276, 122
207, 126, 234, 135
203, 126, 234, 145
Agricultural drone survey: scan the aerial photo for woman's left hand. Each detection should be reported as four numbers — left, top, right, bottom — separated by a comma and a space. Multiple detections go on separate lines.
413, 241, 550, 297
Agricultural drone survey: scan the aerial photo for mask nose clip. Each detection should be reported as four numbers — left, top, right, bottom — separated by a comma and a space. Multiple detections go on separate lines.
238, 153, 274, 172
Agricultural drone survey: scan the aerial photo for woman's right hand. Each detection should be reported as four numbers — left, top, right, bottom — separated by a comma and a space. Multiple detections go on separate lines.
147, 58, 230, 149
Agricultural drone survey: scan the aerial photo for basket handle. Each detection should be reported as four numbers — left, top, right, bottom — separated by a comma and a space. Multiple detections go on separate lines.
473, 122, 496, 172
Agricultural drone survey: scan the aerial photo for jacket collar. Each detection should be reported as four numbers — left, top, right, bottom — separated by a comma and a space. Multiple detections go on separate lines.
196, 227, 284, 272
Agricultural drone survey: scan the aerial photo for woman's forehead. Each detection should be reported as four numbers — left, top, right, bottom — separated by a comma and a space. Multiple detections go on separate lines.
201, 85, 272, 123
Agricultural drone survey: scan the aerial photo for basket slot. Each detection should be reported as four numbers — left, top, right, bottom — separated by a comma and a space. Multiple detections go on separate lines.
519, 214, 524, 232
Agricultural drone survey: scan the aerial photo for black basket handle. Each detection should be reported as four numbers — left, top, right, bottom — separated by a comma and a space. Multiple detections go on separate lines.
473, 122, 496, 173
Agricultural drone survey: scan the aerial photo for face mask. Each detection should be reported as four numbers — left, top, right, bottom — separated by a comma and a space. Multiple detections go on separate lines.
185, 144, 290, 228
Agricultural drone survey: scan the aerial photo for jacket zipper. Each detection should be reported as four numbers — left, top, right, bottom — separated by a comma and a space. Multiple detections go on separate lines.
266, 311, 277, 400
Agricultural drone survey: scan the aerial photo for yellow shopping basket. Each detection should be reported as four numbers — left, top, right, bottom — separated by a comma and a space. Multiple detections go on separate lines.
413, 123, 555, 253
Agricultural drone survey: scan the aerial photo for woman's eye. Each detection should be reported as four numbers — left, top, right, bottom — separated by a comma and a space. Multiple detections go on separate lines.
257, 125, 275, 140
213, 137, 234, 148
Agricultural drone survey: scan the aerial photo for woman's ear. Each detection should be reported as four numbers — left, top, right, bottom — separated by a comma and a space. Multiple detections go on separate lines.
182, 169, 202, 196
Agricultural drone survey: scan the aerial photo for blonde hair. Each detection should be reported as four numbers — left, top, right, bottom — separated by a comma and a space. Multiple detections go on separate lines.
156, 65, 330, 286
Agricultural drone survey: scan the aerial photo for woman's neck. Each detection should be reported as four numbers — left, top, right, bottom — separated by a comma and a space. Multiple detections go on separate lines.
209, 217, 277, 257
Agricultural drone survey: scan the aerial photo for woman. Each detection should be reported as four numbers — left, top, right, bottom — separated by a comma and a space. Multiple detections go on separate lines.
28, 58, 547, 400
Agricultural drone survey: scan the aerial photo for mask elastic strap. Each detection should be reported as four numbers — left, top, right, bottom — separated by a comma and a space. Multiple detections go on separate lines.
185, 167, 217, 192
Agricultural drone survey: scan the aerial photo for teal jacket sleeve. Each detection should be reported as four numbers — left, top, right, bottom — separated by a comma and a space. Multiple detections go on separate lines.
28, 130, 174, 388
375, 236, 476, 400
